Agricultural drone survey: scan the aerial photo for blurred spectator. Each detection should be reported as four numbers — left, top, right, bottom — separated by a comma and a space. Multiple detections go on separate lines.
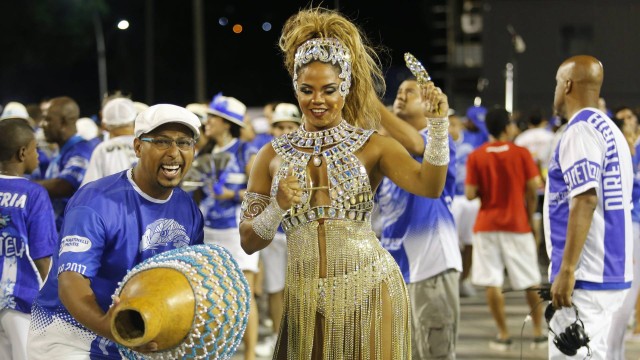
0, 119, 57, 360
466, 107, 544, 350
201, 93, 259, 360
186, 103, 212, 157
514, 108, 555, 264
598, 97, 614, 118
1, 102, 52, 178
613, 106, 639, 154
76, 118, 101, 148
34, 97, 97, 230
81, 98, 138, 186
451, 105, 489, 297
608, 105, 640, 359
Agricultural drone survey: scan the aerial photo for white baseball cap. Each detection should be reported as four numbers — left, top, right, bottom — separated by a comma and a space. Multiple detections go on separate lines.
251, 117, 271, 134
134, 104, 201, 139
133, 101, 149, 114
0, 101, 30, 121
77, 117, 99, 140
102, 98, 137, 127
272, 103, 301, 124
186, 103, 209, 124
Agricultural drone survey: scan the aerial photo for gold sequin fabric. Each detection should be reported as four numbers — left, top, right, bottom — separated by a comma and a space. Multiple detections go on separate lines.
270, 124, 411, 359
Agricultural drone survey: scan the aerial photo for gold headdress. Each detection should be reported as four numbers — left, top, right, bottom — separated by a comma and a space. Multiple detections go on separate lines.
293, 37, 352, 97
279, 7, 384, 129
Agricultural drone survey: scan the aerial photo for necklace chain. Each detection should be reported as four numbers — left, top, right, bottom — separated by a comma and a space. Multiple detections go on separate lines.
288, 120, 356, 149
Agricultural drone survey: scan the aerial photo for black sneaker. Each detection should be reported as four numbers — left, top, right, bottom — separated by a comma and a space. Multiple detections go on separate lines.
531, 335, 548, 349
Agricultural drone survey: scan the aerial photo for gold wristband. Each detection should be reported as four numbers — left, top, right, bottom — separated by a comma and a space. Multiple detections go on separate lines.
251, 201, 287, 241
425, 117, 450, 166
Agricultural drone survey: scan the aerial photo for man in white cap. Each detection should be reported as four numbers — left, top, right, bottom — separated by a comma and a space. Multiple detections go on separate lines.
186, 102, 212, 156
28, 104, 205, 359
81, 98, 139, 186
270, 102, 301, 137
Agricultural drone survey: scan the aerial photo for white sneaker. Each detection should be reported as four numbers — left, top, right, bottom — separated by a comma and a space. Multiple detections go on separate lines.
489, 337, 512, 351
255, 334, 277, 357
459, 279, 477, 297
625, 332, 640, 342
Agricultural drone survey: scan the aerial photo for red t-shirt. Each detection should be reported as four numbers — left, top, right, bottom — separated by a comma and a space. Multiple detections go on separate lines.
466, 141, 539, 233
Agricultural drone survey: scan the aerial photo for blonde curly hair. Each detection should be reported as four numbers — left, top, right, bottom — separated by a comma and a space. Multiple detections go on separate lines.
279, 7, 384, 130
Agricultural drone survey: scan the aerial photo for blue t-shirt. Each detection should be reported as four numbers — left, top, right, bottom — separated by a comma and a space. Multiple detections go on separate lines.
453, 129, 488, 195
44, 135, 97, 230
544, 108, 633, 290
377, 132, 462, 283
32, 170, 204, 359
251, 133, 274, 151
200, 139, 257, 229
0, 175, 57, 314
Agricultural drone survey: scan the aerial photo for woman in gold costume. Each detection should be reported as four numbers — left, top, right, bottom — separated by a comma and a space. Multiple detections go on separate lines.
239, 7, 450, 360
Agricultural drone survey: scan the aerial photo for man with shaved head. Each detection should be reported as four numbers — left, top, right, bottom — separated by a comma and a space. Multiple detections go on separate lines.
544, 55, 633, 358
35, 97, 97, 230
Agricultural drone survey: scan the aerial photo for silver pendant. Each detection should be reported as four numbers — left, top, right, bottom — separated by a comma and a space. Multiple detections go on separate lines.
313, 156, 322, 167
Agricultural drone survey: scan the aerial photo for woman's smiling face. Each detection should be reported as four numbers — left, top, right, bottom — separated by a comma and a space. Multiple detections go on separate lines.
295, 61, 345, 131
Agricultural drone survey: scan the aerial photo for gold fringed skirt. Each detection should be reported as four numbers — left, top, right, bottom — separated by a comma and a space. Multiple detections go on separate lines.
274, 220, 411, 360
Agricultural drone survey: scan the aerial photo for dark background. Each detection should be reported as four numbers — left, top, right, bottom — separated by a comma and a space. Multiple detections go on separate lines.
1, 0, 639, 119
480, 0, 640, 118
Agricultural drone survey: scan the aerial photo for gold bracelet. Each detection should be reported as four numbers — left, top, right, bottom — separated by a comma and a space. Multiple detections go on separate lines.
252, 201, 287, 241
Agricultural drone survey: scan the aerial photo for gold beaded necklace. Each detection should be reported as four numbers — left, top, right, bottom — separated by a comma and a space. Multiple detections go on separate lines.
287, 120, 356, 166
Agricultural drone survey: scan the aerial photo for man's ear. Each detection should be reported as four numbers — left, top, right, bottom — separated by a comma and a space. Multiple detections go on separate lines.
133, 137, 142, 158
16, 146, 27, 162
564, 79, 573, 94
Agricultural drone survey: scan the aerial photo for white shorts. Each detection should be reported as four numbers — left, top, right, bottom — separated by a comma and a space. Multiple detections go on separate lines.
471, 231, 541, 289
0, 309, 30, 360
204, 227, 259, 273
549, 289, 627, 359
260, 232, 287, 294
27, 314, 97, 360
451, 195, 480, 247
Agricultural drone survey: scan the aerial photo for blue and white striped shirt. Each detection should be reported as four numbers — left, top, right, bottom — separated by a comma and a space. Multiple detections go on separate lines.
544, 108, 633, 289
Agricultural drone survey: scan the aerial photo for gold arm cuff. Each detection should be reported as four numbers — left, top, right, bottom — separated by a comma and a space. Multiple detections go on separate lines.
240, 192, 271, 222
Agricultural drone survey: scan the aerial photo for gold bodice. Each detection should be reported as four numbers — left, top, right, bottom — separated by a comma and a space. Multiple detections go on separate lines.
270, 122, 375, 232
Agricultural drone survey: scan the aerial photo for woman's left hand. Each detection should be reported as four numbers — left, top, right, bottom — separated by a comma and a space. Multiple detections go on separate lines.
421, 82, 449, 118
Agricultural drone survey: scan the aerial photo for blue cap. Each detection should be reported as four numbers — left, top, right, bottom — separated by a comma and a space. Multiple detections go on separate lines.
466, 105, 488, 135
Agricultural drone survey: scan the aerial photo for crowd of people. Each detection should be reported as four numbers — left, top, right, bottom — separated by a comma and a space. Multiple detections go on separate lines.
0, 6, 638, 360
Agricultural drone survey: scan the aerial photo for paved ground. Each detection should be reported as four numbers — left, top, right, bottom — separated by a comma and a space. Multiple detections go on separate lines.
230, 286, 640, 359
456, 289, 640, 359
